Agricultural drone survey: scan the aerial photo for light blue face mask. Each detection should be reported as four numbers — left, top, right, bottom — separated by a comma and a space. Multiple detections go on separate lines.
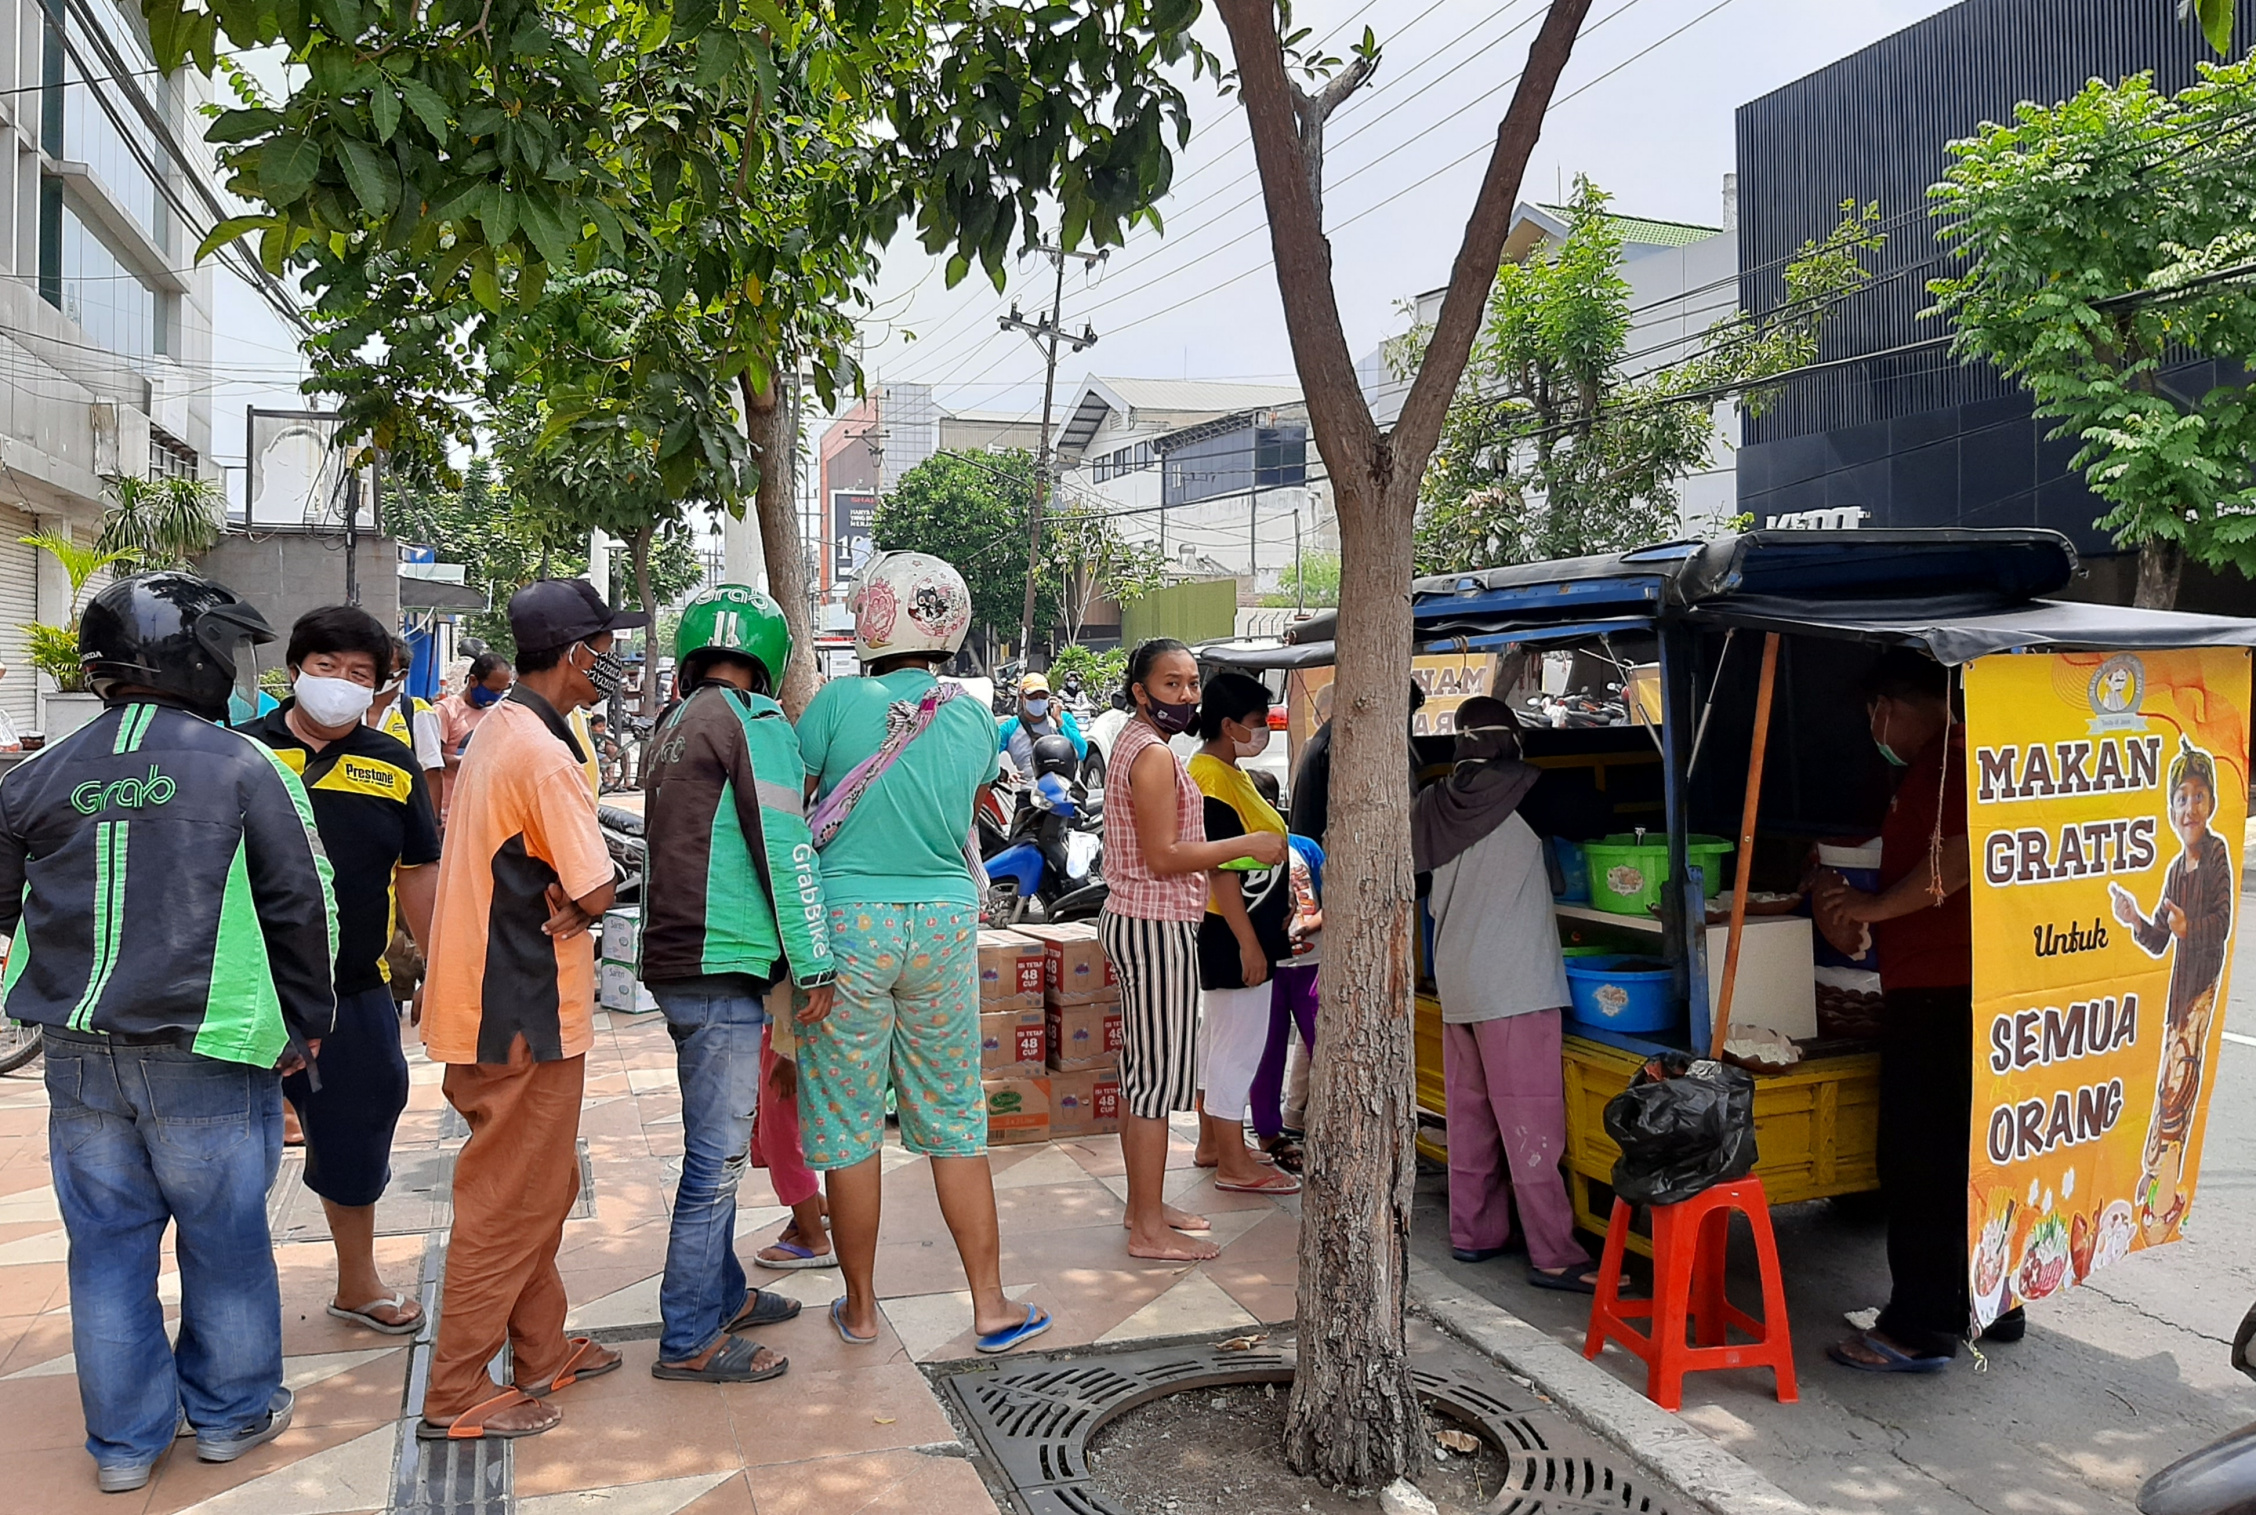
227, 690, 260, 725
1874, 705, 1908, 766
1024, 697, 1050, 720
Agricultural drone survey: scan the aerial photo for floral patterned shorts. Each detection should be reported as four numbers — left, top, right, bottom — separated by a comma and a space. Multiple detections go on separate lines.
795, 904, 984, 1169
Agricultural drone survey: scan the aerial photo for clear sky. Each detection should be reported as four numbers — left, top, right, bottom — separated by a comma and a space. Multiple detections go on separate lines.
831, 0, 1962, 432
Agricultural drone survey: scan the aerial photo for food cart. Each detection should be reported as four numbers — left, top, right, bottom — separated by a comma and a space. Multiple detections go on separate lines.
1203, 529, 2256, 1297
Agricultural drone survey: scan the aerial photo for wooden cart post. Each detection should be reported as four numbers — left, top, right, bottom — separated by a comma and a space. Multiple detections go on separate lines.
1709, 631, 1781, 1059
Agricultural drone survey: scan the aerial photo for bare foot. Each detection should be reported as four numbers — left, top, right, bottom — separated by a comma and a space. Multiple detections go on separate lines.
660, 1337, 786, 1376
1127, 1229, 1222, 1261
332, 1292, 422, 1330
1122, 1203, 1211, 1232
422, 1395, 561, 1438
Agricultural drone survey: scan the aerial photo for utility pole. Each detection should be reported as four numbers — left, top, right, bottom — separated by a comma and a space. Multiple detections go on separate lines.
1003, 241, 1104, 659
1293, 506, 1304, 615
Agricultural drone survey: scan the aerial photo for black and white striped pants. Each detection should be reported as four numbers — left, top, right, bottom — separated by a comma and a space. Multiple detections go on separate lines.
1099, 910, 1202, 1119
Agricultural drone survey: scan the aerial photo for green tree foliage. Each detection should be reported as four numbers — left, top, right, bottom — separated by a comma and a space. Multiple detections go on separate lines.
1926, 58, 2256, 607
1048, 497, 1168, 643
149, 0, 1212, 495
388, 455, 699, 657
872, 450, 1060, 643
1404, 179, 1880, 573
1259, 548, 1339, 607
99, 475, 225, 567
1047, 642, 1127, 698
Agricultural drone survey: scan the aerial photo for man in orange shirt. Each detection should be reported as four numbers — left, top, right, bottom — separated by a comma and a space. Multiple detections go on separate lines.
416, 581, 640, 1440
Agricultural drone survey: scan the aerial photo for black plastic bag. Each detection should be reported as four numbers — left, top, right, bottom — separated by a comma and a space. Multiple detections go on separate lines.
1603, 1053, 1758, 1207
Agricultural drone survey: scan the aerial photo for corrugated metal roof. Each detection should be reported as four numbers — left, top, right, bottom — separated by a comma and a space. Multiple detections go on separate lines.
1092, 377, 1302, 412
1533, 205, 1722, 247
1054, 376, 1303, 459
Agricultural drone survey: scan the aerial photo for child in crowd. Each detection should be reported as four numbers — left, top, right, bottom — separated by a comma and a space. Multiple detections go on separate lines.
1248, 769, 1317, 1170
752, 1007, 836, 1269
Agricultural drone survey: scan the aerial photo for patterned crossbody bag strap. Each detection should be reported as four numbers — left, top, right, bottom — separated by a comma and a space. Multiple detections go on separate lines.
806, 684, 958, 850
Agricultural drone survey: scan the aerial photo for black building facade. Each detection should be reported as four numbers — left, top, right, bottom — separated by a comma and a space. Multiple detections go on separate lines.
1734, 0, 2256, 604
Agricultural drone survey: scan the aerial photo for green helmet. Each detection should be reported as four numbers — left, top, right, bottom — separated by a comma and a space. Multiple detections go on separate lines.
676, 584, 791, 687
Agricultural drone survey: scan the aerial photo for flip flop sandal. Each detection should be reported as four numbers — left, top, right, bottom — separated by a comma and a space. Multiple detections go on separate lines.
327, 1293, 423, 1335
727, 1288, 803, 1330
417, 1389, 558, 1440
651, 1334, 789, 1384
830, 1298, 880, 1346
976, 1303, 1054, 1355
1826, 1332, 1952, 1374
1214, 1171, 1301, 1195
521, 1336, 624, 1397
1526, 1266, 1599, 1295
1262, 1140, 1305, 1175
755, 1239, 841, 1271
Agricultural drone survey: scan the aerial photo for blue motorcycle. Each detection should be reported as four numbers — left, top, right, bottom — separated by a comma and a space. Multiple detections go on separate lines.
983, 768, 1106, 926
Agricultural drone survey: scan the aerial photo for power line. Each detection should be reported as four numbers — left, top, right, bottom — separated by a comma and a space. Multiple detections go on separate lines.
891, 0, 1535, 386
923, 0, 1676, 401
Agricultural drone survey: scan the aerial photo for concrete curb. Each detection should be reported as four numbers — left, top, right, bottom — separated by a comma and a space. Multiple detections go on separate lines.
1408, 1257, 1813, 1515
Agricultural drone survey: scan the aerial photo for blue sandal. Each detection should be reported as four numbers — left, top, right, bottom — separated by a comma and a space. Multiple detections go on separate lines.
1827, 1332, 1951, 1373
976, 1303, 1054, 1355
831, 1297, 880, 1346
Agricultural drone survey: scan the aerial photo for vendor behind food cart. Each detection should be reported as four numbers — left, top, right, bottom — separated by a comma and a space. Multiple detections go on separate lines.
1411, 696, 1595, 1293
1814, 648, 2023, 1372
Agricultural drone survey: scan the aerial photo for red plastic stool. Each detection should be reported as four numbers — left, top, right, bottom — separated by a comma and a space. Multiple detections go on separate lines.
1581, 1175, 1798, 1411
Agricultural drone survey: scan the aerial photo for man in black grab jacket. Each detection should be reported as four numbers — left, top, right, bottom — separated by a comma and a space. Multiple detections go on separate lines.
0, 572, 337, 1494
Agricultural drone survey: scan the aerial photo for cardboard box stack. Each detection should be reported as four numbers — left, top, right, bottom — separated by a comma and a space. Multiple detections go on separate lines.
596, 906, 658, 1015
977, 929, 1048, 1081
1018, 922, 1121, 1139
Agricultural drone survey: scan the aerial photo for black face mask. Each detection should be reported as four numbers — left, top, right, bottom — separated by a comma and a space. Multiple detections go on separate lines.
578, 643, 626, 702
1144, 694, 1198, 734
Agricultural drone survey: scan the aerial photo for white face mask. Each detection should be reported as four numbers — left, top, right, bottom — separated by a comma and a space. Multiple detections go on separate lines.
1234, 722, 1272, 758
295, 673, 374, 728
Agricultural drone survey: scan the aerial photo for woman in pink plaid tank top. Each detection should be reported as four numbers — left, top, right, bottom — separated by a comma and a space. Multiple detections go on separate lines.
1101, 639, 1288, 1261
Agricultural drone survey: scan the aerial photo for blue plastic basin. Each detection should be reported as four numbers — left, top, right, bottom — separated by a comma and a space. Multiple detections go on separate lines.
1563, 953, 1679, 1034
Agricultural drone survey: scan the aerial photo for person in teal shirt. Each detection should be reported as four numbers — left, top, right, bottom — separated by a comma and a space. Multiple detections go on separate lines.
794, 551, 1051, 1356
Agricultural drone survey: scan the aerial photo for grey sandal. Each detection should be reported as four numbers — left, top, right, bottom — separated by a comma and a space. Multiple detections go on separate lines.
651, 1334, 787, 1384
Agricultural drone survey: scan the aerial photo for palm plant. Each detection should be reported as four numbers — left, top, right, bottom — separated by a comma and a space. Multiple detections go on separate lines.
98, 475, 224, 567
19, 534, 142, 692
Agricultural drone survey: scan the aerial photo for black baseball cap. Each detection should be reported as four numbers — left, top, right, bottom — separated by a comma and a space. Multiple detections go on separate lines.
508, 579, 651, 655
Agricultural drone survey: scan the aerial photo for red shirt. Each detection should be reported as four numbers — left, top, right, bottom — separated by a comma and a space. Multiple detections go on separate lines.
1872, 729, 1972, 991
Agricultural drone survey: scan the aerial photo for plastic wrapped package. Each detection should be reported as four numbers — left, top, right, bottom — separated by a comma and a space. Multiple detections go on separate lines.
1602, 1053, 1759, 1207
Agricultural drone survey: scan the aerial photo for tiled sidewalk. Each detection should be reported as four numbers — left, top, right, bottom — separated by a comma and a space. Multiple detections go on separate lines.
0, 1008, 1301, 1515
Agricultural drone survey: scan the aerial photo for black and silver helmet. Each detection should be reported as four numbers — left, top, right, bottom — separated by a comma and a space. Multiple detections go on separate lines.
79, 571, 273, 721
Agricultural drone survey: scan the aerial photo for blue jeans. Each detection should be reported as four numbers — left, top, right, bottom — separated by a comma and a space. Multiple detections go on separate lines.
44, 1029, 285, 1468
649, 975, 768, 1362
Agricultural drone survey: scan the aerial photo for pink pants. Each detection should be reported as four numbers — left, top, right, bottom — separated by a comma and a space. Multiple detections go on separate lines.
752, 1023, 820, 1208
1442, 1011, 1588, 1272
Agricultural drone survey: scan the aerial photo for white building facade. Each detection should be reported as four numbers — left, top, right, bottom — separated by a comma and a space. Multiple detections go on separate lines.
1051, 377, 1335, 596
1, 0, 224, 730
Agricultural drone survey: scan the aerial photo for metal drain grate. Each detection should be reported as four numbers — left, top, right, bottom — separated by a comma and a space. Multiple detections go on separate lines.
940, 1338, 1670, 1515
1493, 1452, 1667, 1514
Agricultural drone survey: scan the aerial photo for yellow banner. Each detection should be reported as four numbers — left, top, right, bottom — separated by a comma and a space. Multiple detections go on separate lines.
1964, 649, 2249, 1330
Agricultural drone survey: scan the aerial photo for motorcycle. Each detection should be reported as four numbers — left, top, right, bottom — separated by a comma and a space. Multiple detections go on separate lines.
983, 735, 1106, 925
598, 803, 646, 905
2138, 1317, 2256, 1515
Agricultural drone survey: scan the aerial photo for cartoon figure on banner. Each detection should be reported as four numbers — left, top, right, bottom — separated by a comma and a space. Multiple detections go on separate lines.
2108, 736, 2235, 1243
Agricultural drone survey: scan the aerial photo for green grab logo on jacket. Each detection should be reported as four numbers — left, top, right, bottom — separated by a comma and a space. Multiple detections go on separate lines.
71, 765, 176, 815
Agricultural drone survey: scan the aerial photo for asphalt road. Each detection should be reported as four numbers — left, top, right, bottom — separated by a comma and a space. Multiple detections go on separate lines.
1413, 882, 2256, 1515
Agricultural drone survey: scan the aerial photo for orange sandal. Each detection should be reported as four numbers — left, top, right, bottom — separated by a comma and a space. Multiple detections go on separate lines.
416, 1388, 558, 1440
521, 1336, 623, 1397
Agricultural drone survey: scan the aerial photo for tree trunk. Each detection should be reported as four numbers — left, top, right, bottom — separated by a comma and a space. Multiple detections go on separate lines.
2134, 538, 2183, 609
742, 369, 819, 716
1215, 0, 1593, 1491
1282, 468, 1424, 1488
